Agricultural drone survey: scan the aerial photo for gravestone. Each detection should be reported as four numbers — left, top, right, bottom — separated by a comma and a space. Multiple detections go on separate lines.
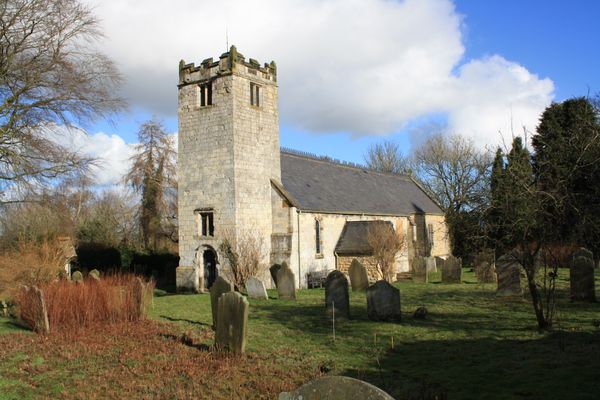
133, 277, 149, 319
476, 261, 497, 284
325, 270, 350, 318
269, 264, 281, 286
425, 256, 437, 273
366, 280, 401, 322
215, 291, 249, 353
412, 257, 428, 283
348, 259, 369, 291
21, 286, 50, 334
495, 254, 522, 297
435, 256, 445, 271
442, 256, 462, 283
89, 269, 101, 281
210, 276, 234, 327
245, 277, 268, 300
570, 248, 596, 302
276, 263, 296, 300
0, 300, 8, 317
72, 271, 83, 283
279, 376, 395, 400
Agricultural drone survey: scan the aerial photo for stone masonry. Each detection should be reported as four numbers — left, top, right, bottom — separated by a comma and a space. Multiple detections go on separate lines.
177, 46, 279, 291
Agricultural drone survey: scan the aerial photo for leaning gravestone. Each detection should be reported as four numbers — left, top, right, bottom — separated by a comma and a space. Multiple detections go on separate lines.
412, 257, 428, 283
442, 256, 462, 283
366, 280, 401, 322
276, 262, 296, 300
245, 277, 268, 300
270, 264, 282, 287
279, 376, 395, 400
21, 286, 50, 334
133, 277, 149, 319
89, 269, 101, 281
571, 248, 596, 302
348, 259, 369, 291
425, 256, 437, 273
72, 271, 83, 283
210, 276, 234, 328
325, 270, 350, 318
215, 291, 249, 353
495, 254, 522, 298
476, 261, 497, 284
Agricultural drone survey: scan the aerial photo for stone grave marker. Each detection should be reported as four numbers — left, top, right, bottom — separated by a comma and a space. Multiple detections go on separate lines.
366, 280, 401, 322
325, 270, 350, 318
269, 264, 281, 286
571, 248, 596, 302
276, 262, 296, 300
210, 275, 234, 327
442, 256, 462, 283
215, 291, 249, 353
278, 376, 395, 400
495, 254, 522, 298
348, 259, 369, 291
476, 261, 497, 284
426, 256, 437, 273
89, 269, 101, 281
0, 300, 8, 317
20, 286, 50, 334
245, 277, 268, 300
72, 271, 83, 283
133, 277, 150, 319
435, 256, 445, 272
412, 257, 428, 283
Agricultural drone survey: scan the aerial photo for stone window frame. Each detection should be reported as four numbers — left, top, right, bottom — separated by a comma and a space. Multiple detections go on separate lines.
250, 82, 261, 107
197, 82, 213, 107
195, 208, 215, 237
315, 217, 324, 259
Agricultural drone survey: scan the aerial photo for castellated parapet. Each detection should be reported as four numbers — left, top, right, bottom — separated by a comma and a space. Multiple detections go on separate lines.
177, 46, 280, 292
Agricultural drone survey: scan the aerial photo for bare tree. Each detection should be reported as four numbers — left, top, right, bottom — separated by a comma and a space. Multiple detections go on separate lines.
0, 0, 124, 202
124, 120, 177, 251
412, 134, 492, 258
364, 140, 410, 174
367, 221, 405, 282
218, 229, 267, 290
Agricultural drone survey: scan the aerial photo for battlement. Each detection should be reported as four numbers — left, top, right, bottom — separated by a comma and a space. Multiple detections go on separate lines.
178, 45, 277, 87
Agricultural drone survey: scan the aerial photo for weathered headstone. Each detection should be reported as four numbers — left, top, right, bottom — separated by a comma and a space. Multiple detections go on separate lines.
348, 259, 369, 291
215, 291, 249, 353
571, 248, 596, 302
435, 256, 445, 271
442, 256, 462, 283
245, 277, 268, 300
425, 256, 437, 273
325, 270, 350, 318
72, 271, 83, 283
269, 264, 281, 286
210, 276, 234, 327
279, 376, 395, 400
132, 277, 150, 319
366, 280, 401, 322
495, 254, 522, 298
412, 257, 428, 283
21, 286, 50, 334
276, 262, 296, 300
89, 269, 101, 281
476, 261, 497, 284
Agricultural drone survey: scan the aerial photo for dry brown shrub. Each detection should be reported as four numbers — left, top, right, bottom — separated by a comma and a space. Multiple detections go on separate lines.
218, 229, 267, 289
0, 238, 67, 300
367, 221, 406, 282
15, 274, 154, 333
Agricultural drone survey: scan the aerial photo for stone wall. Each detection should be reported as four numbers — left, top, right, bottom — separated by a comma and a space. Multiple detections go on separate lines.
338, 256, 381, 282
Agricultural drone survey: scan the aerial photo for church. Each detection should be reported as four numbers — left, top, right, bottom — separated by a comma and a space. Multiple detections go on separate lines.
176, 46, 451, 292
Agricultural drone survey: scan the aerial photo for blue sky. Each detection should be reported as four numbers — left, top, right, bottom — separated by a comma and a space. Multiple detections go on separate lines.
83, 0, 599, 184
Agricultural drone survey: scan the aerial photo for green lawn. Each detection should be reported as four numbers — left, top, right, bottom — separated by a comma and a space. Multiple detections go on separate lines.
1, 269, 599, 399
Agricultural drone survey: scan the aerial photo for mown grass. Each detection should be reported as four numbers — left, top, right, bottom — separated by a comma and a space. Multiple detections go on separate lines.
0, 268, 599, 399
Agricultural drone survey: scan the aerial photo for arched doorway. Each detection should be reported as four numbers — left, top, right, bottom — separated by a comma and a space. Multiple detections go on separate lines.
203, 248, 217, 289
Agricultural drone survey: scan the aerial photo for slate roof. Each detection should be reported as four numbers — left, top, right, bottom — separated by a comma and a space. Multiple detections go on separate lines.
335, 220, 393, 256
280, 151, 443, 215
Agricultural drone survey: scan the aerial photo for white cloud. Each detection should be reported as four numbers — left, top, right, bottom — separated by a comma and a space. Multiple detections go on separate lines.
86, 0, 554, 147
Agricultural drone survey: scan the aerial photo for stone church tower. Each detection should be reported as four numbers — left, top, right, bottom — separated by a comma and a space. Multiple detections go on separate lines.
176, 46, 280, 291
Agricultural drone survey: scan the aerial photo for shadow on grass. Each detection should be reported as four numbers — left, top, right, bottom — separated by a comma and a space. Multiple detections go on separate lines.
349, 330, 600, 400
159, 332, 211, 351
160, 315, 211, 328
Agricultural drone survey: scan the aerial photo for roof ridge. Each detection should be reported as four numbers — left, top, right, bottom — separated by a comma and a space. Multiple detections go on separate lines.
280, 147, 412, 180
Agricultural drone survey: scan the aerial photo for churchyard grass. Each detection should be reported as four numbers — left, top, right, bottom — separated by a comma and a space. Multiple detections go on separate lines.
0, 269, 598, 399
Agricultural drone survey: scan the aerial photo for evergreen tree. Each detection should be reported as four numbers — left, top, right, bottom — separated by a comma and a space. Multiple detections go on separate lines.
487, 147, 505, 256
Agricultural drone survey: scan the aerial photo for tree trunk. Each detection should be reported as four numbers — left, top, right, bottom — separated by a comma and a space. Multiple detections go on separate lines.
524, 268, 550, 330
